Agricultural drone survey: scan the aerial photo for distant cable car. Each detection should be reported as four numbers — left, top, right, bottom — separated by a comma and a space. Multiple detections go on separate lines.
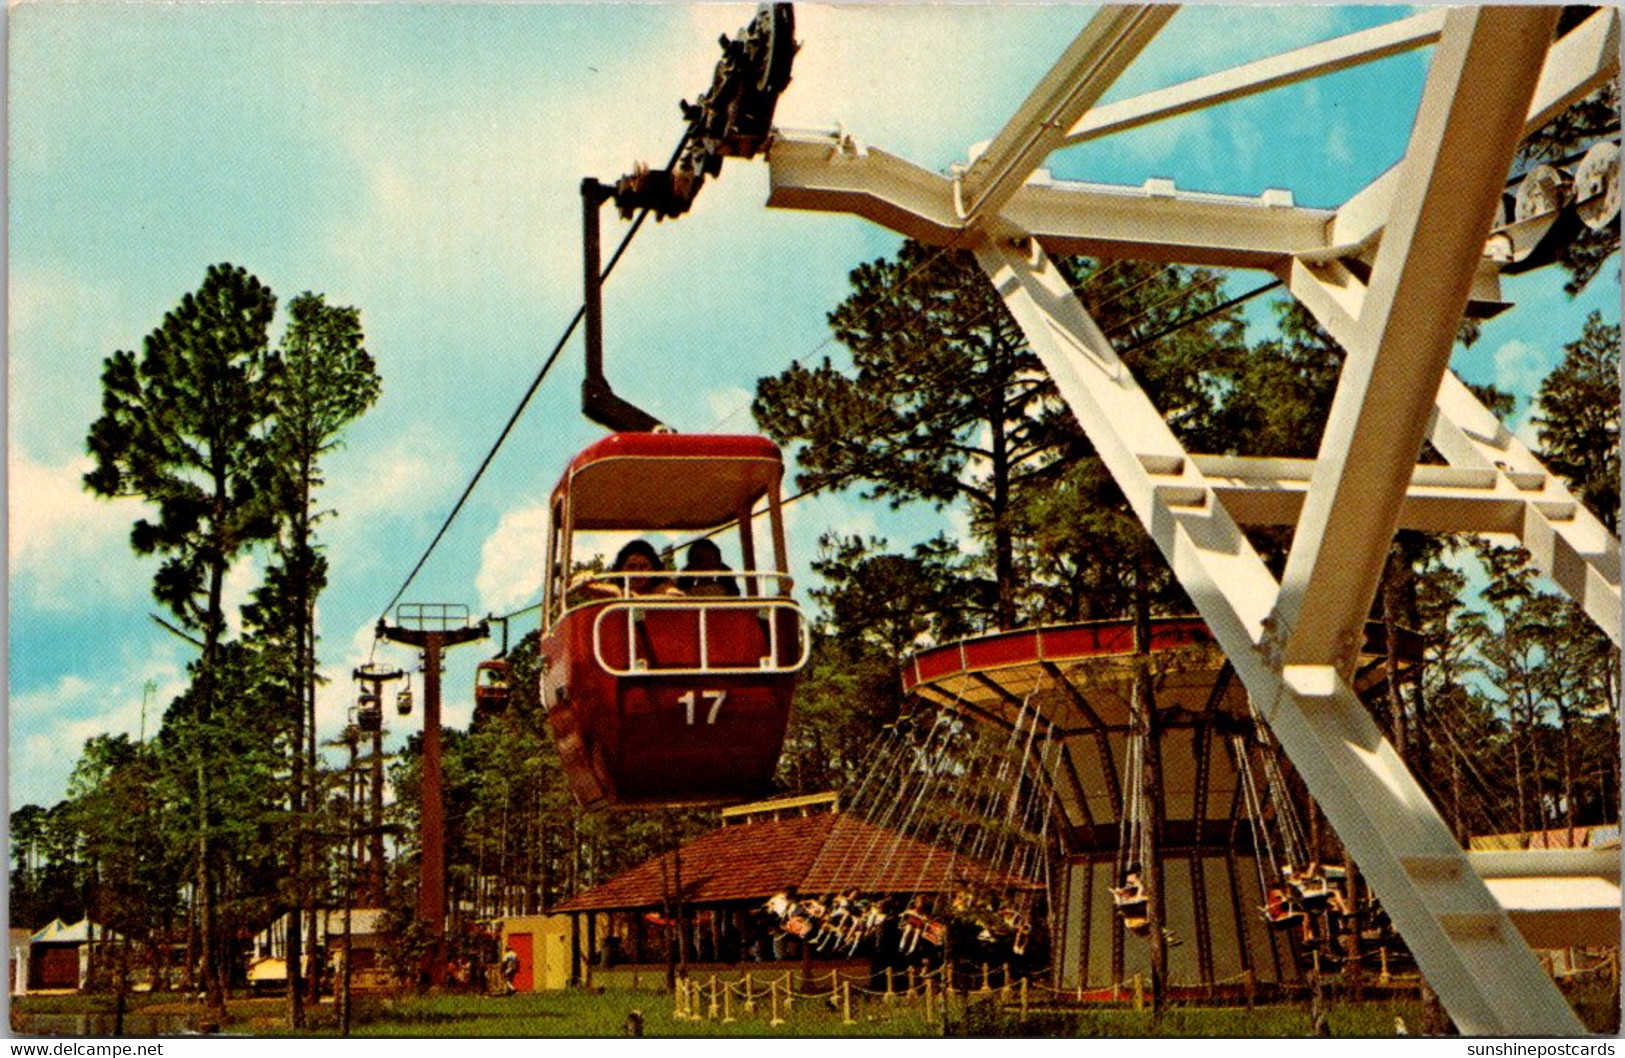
539, 432, 809, 807
357, 692, 382, 733
396, 687, 414, 716
474, 659, 511, 715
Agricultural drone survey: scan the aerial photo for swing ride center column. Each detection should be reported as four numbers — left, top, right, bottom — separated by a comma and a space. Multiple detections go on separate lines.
378, 609, 488, 988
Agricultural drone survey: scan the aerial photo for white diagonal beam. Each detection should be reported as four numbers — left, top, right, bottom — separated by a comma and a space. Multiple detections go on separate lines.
1430, 371, 1622, 645
1065, 10, 1446, 147
976, 236, 1584, 1035
957, 5, 1175, 225
767, 133, 1334, 268
1276, 7, 1560, 670
1523, 7, 1620, 135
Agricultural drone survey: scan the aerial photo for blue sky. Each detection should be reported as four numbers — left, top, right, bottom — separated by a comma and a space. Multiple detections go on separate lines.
9, 4, 1616, 809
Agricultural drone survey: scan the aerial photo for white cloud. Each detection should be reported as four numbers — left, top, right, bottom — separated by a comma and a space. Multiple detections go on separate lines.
8, 272, 133, 461
9, 452, 148, 611
476, 503, 549, 615
1491, 339, 1552, 405
323, 424, 461, 541
704, 384, 756, 433
221, 552, 261, 640
10, 657, 187, 807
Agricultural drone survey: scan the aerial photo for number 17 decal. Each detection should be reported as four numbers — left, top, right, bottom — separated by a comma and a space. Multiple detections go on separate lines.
677, 689, 727, 725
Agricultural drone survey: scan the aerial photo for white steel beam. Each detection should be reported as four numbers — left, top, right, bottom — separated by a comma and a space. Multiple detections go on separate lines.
1470, 849, 1622, 951
1065, 11, 1446, 147
976, 235, 1584, 1035
767, 132, 1334, 268
1523, 7, 1620, 135
1179, 454, 1583, 535
1430, 371, 1622, 646
1275, 8, 1559, 671
957, 5, 1175, 225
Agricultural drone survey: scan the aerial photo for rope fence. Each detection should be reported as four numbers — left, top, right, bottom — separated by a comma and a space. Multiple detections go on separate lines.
665, 963, 1048, 1027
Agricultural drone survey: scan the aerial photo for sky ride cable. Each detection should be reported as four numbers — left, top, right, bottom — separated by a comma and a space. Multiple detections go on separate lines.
375, 131, 694, 626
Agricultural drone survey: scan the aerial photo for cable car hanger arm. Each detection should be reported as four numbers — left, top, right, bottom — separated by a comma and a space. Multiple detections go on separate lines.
579, 3, 798, 434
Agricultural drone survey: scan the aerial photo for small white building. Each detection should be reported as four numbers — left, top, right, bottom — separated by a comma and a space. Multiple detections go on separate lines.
24, 919, 124, 992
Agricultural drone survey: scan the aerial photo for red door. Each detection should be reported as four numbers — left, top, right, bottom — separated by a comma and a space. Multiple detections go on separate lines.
509, 934, 533, 993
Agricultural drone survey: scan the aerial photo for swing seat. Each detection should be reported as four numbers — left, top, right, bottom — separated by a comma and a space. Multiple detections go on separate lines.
1261, 906, 1305, 929
1297, 891, 1332, 914
784, 915, 815, 938
1114, 895, 1149, 918
920, 919, 947, 946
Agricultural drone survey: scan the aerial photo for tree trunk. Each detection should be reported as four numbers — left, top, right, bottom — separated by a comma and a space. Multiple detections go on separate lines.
198, 547, 226, 1022
1381, 553, 1408, 760
989, 385, 1016, 631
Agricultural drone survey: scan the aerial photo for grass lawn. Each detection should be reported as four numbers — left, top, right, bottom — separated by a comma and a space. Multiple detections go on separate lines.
12, 982, 1615, 1037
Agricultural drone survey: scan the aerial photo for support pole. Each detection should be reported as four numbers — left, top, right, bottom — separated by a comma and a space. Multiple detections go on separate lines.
377, 608, 487, 991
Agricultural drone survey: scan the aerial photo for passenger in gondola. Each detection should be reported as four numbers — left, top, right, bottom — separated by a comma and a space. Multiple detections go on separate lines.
576, 539, 681, 599
675, 538, 740, 597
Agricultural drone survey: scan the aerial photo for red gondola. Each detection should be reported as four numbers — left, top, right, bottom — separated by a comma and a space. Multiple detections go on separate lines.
474, 659, 511, 714
539, 432, 809, 807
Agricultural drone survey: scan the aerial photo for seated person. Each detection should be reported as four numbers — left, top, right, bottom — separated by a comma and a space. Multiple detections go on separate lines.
675, 538, 740, 597
573, 539, 680, 599
1113, 865, 1147, 911
1264, 884, 1300, 924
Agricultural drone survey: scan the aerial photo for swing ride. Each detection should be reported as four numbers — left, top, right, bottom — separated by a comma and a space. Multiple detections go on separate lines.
749, 706, 1058, 976
538, 431, 810, 807
900, 617, 1417, 992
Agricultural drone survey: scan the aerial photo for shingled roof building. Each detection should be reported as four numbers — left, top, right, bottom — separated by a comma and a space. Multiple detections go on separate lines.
546, 793, 1042, 982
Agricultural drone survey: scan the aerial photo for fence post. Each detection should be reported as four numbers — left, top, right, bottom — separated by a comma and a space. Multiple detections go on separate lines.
885, 966, 895, 1003
980, 963, 991, 994
723, 975, 734, 1023
925, 976, 935, 1023
783, 970, 794, 1010
908, 966, 917, 996
708, 974, 720, 1020
1380, 947, 1390, 983
842, 980, 853, 1025
1020, 976, 1028, 1020
769, 975, 784, 1027
743, 971, 755, 1013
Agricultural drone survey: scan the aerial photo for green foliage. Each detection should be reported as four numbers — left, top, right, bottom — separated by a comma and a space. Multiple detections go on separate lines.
84, 262, 280, 630
1534, 311, 1620, 532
